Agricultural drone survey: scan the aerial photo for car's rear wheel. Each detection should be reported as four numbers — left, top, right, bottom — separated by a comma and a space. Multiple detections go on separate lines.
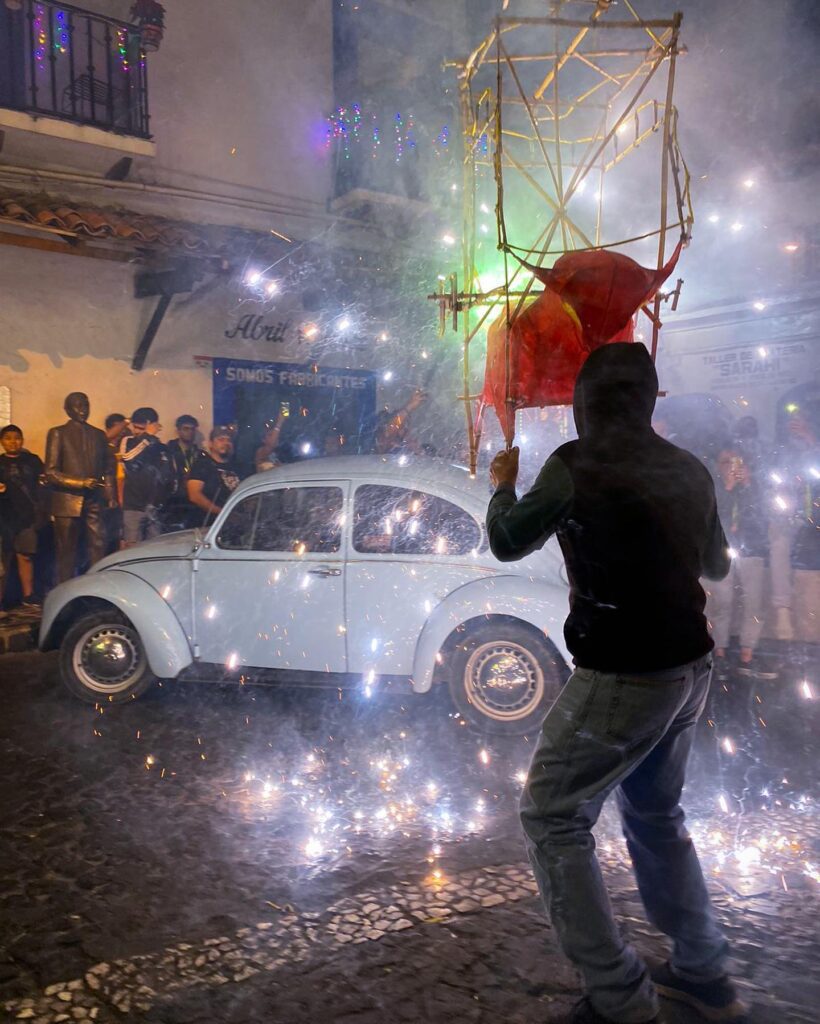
60, 610, 156, 704
447, 620, 565, 735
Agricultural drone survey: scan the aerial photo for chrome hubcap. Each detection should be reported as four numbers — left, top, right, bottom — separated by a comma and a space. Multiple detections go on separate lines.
73, 625, 144, 694
465, 641, 544, 722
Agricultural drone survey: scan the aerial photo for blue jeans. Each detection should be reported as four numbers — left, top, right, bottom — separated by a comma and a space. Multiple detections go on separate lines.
520, 655, 728, 1023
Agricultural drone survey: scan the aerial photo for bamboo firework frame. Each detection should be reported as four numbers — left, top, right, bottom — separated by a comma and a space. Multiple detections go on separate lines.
431, 0, 693, 475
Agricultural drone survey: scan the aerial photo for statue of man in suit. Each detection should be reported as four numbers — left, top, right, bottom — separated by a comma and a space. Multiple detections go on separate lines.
45, 392, 116, 583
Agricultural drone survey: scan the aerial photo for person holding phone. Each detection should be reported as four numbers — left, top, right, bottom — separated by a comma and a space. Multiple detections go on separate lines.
254, 409, 287, 473
706, 447, 773, 679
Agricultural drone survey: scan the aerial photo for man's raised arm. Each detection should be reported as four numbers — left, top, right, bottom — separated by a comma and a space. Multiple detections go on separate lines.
486, 448, 574, 562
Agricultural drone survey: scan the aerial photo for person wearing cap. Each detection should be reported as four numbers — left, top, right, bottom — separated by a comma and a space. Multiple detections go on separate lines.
187, 427, 241, 528
486, 343, 743, 1024
119, 408, 175, 546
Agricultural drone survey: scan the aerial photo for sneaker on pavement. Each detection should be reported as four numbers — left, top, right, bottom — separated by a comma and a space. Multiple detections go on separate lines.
560, 998, 663, 1023
737, 656, 778, 680
712, 654, 731, 683
651, 962, 747, 1021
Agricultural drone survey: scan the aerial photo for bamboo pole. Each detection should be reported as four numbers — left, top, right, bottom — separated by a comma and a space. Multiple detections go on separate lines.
651, 14, 681, 362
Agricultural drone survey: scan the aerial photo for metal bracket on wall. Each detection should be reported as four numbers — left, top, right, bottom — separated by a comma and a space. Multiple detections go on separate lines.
132, 265, 197, 371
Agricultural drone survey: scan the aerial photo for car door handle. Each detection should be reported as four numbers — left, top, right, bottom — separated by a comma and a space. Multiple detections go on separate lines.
308, 566, 342, 577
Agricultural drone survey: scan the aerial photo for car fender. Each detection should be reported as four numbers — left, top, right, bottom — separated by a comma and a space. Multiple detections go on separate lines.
411, 575, 570, 693
39, 569, 193, 679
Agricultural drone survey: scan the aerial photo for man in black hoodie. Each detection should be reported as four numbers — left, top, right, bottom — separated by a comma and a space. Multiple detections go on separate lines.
487, 344, 742, 1024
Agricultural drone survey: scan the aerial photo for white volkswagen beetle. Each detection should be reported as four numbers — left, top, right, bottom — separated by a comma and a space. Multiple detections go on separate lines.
40, 457, 571, 734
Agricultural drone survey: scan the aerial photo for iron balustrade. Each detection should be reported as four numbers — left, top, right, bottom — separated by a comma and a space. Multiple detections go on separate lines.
0, 0, 150, 139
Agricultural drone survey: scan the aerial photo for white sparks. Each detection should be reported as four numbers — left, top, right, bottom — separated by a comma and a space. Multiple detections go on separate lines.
383, 370, 393, 382
774, 495, 788, 511
479, 748, 490, 766
206, 604, 217, 619
718, 794, 729, 813
707, 213, 720, 224
800, 680, 814, 700
441, 233, 456, 246
758, 346, 768, 358
742, 177, 755, 189
722, 737, 735, 755
730, 222, 743, 233
753, 300, 767, 312
304, 836, 323, 859
770, 471, 783, 485
227, 652, 239, 670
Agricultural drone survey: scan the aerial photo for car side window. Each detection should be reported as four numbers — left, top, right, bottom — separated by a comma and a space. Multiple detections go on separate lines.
216, 494, 260, 550
353, 484, 481, 556
218, 487, 344, 553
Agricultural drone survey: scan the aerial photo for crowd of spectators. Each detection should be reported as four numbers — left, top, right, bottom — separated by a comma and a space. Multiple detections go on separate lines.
0, 391, 434, 613
0, 392, 817, 655
701, 409, 820, 668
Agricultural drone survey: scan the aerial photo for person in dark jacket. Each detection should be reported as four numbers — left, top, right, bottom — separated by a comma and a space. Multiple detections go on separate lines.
486, 343, 743, 1024
163, 414, 201, 533
0, 424, 45, 610
706, 448, 774, 679
119, 407, 174, 546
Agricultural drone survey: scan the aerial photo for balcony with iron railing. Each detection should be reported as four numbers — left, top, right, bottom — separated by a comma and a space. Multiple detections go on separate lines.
0, 0, 151, 140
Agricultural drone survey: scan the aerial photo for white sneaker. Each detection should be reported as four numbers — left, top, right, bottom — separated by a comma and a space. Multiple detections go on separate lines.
775, 607, 794, 642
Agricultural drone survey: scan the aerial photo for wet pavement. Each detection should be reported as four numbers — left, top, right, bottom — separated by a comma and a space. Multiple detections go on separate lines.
0, 645, 817, 1023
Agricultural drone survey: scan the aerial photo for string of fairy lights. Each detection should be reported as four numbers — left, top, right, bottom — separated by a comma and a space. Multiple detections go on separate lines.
29, 4, 138, 74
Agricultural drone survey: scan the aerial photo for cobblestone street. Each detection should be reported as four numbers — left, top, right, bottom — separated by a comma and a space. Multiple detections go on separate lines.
1, 648, 817, 1023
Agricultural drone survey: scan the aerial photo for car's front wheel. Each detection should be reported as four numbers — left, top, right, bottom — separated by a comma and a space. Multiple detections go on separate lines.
60, 610, 156, 704
447, 620, 565, 735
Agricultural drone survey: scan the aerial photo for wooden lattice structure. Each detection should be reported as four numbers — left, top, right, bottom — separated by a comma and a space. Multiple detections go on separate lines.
430, 0, 693, 474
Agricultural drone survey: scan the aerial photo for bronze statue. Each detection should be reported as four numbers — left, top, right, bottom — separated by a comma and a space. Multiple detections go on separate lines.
45, 393, 116, 583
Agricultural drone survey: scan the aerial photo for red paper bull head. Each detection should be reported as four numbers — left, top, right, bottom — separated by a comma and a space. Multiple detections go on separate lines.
482, 241, 682, 443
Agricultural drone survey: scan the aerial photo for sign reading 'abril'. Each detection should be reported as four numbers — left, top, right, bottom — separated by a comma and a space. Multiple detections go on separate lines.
224, 314, 291, 343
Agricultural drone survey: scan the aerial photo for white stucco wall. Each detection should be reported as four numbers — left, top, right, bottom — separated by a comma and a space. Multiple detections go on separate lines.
0, 0, 334, 237
0, 242, 372, 457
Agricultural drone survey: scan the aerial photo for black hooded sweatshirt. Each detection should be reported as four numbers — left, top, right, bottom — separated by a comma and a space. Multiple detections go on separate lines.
486, 343, 731, 672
